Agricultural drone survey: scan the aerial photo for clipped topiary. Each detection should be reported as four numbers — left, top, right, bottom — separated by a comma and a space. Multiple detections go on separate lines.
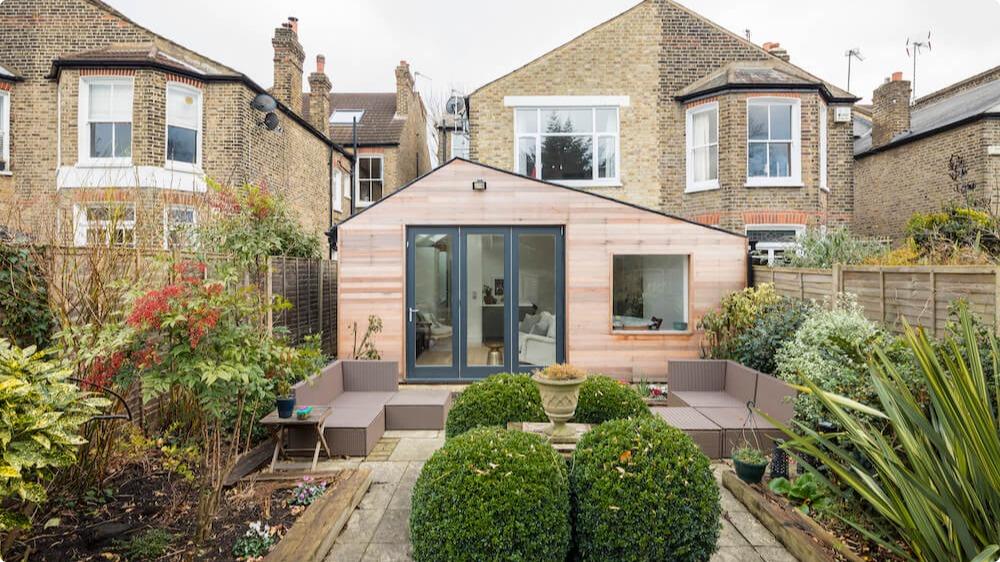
571, 416, 721, 562
444, 373, 546, 438
410, 427, 571, 562
573, 375, 650, 424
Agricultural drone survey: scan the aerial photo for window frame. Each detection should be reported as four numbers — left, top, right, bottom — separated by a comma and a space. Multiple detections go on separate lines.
78, 76, 134, 166
745, 97, 802, 188
330, 109, 365, 125
332, 168, 344, 213
685, 102, 720, 193
819, 101, 829, 191
609, 253, 691, 335
355, 154, 384, 207
0, 90, 9, 173
513, 106, 621, 188
74, 203, 136, 247
450, 131, 470, 160
163, 204, 197, 250
745, 224, 805, 266
165, 82, 203, 171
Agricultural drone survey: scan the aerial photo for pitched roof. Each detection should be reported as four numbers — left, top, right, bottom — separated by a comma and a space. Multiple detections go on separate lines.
319, 93, 405, 146
55, 43, 230, 76
855, 78, 1000, 156
676, 59, 857, 103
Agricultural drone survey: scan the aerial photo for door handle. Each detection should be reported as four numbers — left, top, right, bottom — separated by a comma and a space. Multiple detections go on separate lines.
409, 307, 419, 322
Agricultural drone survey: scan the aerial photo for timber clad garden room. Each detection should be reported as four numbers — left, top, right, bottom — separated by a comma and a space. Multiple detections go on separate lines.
334, 158, 748, 381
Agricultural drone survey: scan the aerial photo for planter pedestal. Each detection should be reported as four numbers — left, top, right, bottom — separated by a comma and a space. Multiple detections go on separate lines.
508, 422, 591, 458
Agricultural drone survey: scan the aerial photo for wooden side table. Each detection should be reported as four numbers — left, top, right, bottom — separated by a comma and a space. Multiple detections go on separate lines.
260, 406, 333, 472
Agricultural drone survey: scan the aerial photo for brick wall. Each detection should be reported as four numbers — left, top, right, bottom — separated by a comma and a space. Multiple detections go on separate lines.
854, 119, 998, 239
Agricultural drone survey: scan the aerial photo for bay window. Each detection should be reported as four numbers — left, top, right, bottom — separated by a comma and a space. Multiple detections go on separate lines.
166, 84, 202, 167
746, 98, 801, 186
80, 78, 133, 162
514, 106, 619, 186
612, 255, 689, 332
357, 155, 384, 205
685, 102, 719, 192
0, 90, 9, 172
75, 203, 136, 247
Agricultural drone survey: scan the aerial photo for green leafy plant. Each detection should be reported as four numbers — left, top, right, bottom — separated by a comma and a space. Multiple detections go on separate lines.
0, 340, 108, 538
732, 297, 816, 374
732, 445, 768, 465
0, 245, 54, 349
635, 379, 668, 401
768, 473, 833, 515
113, 528, 174, 561
699, 284, 781, 359
444, 373, 546, 438
288, 476, 327, 507
906, 205, 1000, 263
349, 315, 383, 360
410, 427, 571, 562
768, 306, 1000, 562
571, 416, 720, 562
781, 227, 888, 268
573, 375, 651, 424
232, 521, 278, 559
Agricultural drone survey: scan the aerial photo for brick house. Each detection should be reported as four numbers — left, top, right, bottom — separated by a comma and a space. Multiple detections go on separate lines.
467, 0, 858, 262
854, 67, 1000, 239
303, 62, 431, 209
0, 0, 353, 250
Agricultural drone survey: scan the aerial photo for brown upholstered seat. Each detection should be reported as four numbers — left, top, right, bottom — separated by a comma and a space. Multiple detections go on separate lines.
653, 407, 722, 459
386, 390, 453, 430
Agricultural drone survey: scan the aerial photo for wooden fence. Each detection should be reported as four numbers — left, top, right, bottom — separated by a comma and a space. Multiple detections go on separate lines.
752, 265, 1000, 338
268, 256, 337, 357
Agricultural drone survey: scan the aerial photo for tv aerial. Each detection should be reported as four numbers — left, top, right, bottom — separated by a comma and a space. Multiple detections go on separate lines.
906, 32, 932, 100
844, 47, 864, 93
250, 93, 282, 132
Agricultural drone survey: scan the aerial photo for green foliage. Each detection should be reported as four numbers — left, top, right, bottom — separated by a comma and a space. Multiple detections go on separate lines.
732, 445, 768, 465
905, 206, 1000, 263
775, 296, 914, 430
573, 375, 651, 424
768, 473, 833, 516
349, 315, 383, 360
232, 521, 277, 559
770, 307, 1000, 562
410, 427, 571, 562
732, 297, 816, 374
0, 245, 54, 348
781, 227, 888, 268
113, 528, 174, 560
288, 476, 327, 507
699, 284, 782, 359
536, 363, 586, 381
0, 340, 108, 531
570, 417, 720, 562
444, 373, 546, 438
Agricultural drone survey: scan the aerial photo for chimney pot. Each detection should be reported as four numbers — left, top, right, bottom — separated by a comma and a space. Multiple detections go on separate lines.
891, 71, 903, 82
316, 54, 325, 73
288, 16, 298, 34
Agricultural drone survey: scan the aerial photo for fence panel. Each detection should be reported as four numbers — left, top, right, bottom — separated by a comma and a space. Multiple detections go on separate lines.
268, 256, 337, 357
753, 264, 1000, 338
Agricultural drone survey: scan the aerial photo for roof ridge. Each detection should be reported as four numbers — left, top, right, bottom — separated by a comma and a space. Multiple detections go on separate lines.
913, 64, 1000, 108
911, 75, 1000, 116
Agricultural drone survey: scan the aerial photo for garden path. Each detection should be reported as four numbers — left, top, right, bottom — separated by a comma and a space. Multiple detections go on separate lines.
286, 431, 794, 562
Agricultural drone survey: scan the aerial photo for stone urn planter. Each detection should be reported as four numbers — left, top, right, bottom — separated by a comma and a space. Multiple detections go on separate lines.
531, 364, 587, 439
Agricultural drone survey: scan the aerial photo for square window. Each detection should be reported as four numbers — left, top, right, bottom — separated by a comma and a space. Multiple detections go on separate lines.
612, 255, 688, 332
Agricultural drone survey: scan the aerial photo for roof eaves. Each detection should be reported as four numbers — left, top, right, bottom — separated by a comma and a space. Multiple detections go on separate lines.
855, 111, 1000, 159
675, 82, 858, 104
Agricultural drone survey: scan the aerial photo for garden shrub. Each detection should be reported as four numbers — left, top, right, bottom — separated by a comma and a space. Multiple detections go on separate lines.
113, 528, 174, 560
904, 206, 1000, 264
699, 284, 781, 359
571, 417, 720, 562
781, 227, 888, 268
775, 296, 915, 430
410, 427, 571, 562
0, 245, 54, 349
573, 375, 650, 424
732, 297, 816, 374
444, 373, 545, 438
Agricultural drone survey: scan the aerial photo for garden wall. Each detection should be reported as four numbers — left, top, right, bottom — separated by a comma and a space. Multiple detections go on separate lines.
753, 264, 1000, 338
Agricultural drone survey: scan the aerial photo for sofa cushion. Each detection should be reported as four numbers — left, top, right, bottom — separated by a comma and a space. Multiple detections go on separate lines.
324, 405, 384, 429
331, 391, 395, 411
670, 391, 745, 409
520, 313, 540, 334
724, 362, 758, 403
754, 373, 795, 424
652, 407, 719, 430
293, 360, 343, 405
698, 407, 777, 430
388, 390, 452, 406
667, 360, 726, 391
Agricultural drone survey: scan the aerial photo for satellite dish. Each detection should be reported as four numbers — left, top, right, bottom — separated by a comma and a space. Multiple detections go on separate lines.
263, 112, 281, 131
446, 96, 466, 116
251, 93, 278, 113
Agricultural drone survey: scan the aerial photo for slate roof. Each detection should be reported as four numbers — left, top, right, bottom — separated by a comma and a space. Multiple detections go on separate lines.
676, 59, 856, 103
54, 43, 231, 76
854, 78, 1000, 156
306, 92, 405, 146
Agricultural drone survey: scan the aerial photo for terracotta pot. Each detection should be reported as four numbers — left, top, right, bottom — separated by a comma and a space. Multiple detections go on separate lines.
531, 374, 586, 438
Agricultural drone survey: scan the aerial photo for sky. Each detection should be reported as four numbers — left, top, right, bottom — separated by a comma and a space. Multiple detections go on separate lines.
86, 0, 1000, 106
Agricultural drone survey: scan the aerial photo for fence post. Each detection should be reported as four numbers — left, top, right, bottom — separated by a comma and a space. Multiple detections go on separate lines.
930, 270, 937, 338
831, 263, 842, 303
880, 270, 887, 324
318, 260, 324, 344
266, 256, 273, 337
798, 270, 805, 299
995, 267, 1000, 336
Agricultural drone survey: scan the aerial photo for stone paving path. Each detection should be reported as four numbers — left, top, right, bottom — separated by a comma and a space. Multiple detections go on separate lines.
316, 430, 795, 562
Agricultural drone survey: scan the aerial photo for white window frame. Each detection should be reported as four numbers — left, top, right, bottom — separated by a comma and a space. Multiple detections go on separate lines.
819, 102, 829, 191
330, 109, 365, 125
163, 204, 197, 250
355, 154, 384, 207
512, 104, 622, 188
332, 168, 344, 213
610, 254, 691, 334
78, 76, 134, 167
165, 82, 203, 172
685, 102, 720, 193
746, 224, 806, 266
745, 97, 802, 188
0, 90, 9, 173
450, 131, 470, 160
73, 203, 136, 247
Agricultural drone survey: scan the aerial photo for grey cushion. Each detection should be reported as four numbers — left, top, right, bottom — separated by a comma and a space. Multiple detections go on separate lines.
521, 313, 539, 334
532, 313, 551, 335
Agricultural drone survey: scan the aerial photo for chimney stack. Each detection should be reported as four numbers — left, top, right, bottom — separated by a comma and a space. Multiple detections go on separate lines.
763, 41, 790, 62
272, 16, 305, 116
872, 71, 911, 148
395, 61, 414, 116
308, 54, 332, 133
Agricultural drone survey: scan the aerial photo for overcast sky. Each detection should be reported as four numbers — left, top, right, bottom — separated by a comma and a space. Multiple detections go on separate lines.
97, 0, 1000, 105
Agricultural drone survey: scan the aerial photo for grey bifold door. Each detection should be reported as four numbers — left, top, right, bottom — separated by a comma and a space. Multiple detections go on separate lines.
406, 227, 564, 381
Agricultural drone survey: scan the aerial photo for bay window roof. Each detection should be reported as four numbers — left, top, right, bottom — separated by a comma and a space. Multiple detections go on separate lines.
676, 60, 857, 104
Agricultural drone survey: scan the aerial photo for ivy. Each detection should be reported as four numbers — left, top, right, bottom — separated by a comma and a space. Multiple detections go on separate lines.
0, 246, 54, 349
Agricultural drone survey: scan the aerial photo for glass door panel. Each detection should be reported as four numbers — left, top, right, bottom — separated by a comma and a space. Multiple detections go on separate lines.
407, 229, 459, 378
514, 229, 564, 372
461, 229, 511, 377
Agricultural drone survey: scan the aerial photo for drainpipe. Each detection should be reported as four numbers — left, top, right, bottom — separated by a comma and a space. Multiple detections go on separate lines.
328, 147, 334, 259
350, 117, 358, 215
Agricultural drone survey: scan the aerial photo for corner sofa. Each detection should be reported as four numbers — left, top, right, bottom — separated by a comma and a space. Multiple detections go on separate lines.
289, 360, 452, 457
654, 360, 795, 458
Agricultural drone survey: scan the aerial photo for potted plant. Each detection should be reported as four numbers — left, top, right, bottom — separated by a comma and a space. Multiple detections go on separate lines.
732, 444, 769, 484
275, 376, 295, 419
531, 364, 587, 438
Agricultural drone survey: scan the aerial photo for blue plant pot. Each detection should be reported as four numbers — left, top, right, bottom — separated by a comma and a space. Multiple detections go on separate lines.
276, 396, 296, 419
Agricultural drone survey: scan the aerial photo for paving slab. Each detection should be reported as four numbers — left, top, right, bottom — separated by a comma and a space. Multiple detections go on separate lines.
361, 541, 414, 561
711, 546, 765, 561
757, 545, 800, 562
387, 437, 445, 462
325, 542, 367, 562
335, 507, 385, 545
358, 482, 395, 512
358, 461, 408, 485
383, 430, 440, 439
717, 518, 750, 547
727, 511, 782, 547
371, 509, 410, 543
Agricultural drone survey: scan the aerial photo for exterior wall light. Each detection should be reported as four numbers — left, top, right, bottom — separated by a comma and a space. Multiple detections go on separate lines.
472, 178, 487, 191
